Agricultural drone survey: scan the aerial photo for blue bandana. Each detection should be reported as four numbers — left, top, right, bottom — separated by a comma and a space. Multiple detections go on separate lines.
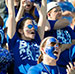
45, 37, 57, 59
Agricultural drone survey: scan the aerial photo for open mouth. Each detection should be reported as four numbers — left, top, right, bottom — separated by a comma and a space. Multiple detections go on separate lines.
27, 4, 30, 7
53, 51, 58, 55
30, 31, 35, 34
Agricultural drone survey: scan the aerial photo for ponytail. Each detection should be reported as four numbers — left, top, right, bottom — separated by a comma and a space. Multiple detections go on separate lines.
37, 51, 43, 64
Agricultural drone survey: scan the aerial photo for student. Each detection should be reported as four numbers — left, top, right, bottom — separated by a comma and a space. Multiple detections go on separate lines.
45, 2, 75, 51
0, 16, 12, 74
16, 0, 40, 23
57, 44, 75, 74
6, 0, 47, 74
57, 0, 75, 24
27, 37, 65, 74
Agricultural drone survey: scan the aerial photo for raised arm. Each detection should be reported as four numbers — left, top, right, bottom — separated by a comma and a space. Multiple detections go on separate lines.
53, 19, 69, 30
45, 18, 69, 31
6, 0, 16, 39
35, 0, 47, 40
16, 0, 25, 23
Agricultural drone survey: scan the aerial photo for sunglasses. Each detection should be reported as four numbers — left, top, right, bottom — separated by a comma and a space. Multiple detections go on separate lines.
27, 24, 38, 30
50, 42, 62, 47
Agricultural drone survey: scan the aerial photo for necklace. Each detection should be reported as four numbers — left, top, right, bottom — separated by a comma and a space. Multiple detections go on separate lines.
41, 63, 60, 74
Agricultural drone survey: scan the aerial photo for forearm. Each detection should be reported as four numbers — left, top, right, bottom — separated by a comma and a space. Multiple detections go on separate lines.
7, 0, 16, 39
16, 6, 24, 23
37, 0, 47, 40
54, 19, 69, 29
61, 44, 73, 52
8, 0, 15, 17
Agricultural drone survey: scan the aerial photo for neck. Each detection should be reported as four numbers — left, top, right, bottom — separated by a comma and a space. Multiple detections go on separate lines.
21, 34, 32, 41
48, 17, 56, 20
42, 58, 57, 66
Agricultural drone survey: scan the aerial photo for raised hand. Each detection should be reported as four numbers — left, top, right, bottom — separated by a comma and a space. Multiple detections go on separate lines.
66, 62, 75, 74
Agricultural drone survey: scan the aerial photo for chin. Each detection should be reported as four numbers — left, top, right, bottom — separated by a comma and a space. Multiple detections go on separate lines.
30, 35, 35, 39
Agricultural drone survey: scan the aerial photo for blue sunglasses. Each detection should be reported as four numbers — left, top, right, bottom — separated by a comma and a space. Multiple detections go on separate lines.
27, 24, 38, 30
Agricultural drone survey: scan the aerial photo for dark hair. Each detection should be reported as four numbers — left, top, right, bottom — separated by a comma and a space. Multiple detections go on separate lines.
30, 6, 39, 23
23, 5, 39, 23
0, 16, 4, 27
17, 17, 32, 38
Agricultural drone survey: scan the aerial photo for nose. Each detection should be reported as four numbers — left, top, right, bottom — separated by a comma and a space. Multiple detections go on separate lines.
54, 44, 59, 50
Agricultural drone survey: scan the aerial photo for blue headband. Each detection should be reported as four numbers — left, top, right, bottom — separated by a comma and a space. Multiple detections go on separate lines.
45, 37, 57, 59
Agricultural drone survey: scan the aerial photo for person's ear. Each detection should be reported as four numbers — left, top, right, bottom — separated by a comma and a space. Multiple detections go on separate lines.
47, 13, 50, 17
18, 29, 23, 34
41, 48, 46, 54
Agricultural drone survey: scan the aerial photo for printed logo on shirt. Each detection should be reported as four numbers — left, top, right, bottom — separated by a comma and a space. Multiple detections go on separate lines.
57, 29, 71, 44
18, 64, 30, 74
19, 40, 40, 61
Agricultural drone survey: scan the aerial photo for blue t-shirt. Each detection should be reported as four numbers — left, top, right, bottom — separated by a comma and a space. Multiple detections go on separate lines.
44, 20, 74, 44
57, 45, 75, 68
27, 62, 66, 74
8, 31, 41, 74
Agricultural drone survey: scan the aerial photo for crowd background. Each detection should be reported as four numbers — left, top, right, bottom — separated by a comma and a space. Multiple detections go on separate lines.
0, 0, 75, 74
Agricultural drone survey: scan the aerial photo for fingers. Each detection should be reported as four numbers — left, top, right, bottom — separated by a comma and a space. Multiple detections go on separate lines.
20, 0, 27, 7
66, 62, 74, 74
34, 3, 40, 10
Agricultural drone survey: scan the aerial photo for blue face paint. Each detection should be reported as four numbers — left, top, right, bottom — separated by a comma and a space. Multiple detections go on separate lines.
45, 37, 58, 59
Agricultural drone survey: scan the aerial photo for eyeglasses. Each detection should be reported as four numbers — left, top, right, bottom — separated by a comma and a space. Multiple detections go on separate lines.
54, 9, 62, 12
27, 24, 38, 30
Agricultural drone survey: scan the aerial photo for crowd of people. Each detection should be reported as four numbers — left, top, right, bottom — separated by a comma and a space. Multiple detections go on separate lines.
0, 0, 75, 74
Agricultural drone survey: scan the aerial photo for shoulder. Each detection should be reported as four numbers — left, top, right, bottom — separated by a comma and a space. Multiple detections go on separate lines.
28, 63, 43, 74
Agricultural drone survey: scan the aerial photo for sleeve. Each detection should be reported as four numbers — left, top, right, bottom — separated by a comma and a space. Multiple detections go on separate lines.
7, 32, 19, 50
27, 66, 39, 74
71, 26, 75, 39
67, 26, 75, 39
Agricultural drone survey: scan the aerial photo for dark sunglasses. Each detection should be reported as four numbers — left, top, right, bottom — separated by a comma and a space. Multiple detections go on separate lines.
27, 24, 38, 30
54, 9, 62, 12
50, 42, 62, 47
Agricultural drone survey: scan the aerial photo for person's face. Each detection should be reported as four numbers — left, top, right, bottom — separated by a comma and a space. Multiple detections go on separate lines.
43, 38, 61, 61
23, 19, 38, 40
24, 0, 33, 11
48, 6, 62, 20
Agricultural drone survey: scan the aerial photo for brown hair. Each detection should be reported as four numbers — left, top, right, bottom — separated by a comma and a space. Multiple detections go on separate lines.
23, 5, 39, 23
37, 37, 54, 64
0, 16, 4, 27
17, 17, 32, 38
30, 6, 39, 23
